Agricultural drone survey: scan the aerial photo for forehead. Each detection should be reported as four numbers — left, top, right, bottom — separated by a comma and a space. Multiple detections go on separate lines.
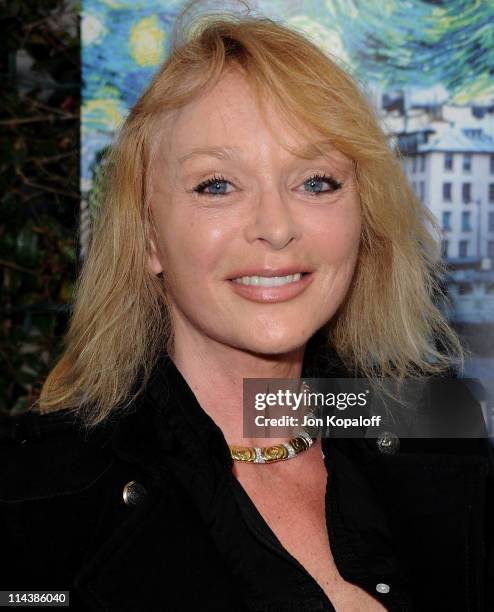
157, 68, 340, 163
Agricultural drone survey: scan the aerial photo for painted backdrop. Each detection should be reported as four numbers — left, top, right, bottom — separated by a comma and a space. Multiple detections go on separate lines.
82, 0, 493, 187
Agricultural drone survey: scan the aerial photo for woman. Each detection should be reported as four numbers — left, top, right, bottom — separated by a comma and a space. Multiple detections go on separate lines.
1, 13, 493, 612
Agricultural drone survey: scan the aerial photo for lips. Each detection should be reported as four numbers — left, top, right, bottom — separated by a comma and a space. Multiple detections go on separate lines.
226, 270, 314, 303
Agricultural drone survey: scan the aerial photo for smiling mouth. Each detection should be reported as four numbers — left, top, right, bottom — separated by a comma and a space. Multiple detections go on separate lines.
226, 271, 314, 304
230, 272, 309, 287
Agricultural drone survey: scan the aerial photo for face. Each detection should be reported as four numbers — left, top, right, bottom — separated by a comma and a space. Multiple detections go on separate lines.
148, 68, 362, 356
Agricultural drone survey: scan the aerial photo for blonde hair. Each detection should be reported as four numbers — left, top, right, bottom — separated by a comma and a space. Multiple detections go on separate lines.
36, 10, 466, 427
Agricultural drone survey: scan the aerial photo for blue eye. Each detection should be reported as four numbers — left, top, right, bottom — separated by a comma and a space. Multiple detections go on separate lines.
193, 175, 231, 196
303, 174, 342, 194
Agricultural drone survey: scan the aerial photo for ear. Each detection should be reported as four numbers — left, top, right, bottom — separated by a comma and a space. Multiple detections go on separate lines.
147, 237, 164, 275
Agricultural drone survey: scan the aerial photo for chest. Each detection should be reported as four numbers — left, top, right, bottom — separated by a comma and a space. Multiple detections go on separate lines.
233, 463, 388, 611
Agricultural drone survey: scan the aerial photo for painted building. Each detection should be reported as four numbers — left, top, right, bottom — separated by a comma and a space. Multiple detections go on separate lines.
407, 128, 494, 260
396, 122, 494, 323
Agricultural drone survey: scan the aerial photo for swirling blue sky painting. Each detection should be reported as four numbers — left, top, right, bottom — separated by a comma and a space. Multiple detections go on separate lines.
81, 0, 494, 188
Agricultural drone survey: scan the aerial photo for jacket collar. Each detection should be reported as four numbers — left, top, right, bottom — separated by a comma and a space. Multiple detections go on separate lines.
110, 331, 491, 478
110, 329, 351, 476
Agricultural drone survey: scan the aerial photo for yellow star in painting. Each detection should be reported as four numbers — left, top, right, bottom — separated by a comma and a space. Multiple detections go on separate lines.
129, 15, 166, 67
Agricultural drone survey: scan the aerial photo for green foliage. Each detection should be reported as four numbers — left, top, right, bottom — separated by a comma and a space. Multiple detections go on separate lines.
0, 1, 79, 414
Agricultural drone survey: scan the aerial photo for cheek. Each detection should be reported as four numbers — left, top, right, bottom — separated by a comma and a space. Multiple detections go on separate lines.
158, 212, 230, 283
314, 210, 362, 265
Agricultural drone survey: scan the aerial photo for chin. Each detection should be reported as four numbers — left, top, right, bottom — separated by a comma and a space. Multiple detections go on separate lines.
237, 328, 311, 357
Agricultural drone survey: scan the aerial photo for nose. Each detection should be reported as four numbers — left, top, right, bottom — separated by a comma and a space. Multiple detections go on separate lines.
244, 188, 301, 250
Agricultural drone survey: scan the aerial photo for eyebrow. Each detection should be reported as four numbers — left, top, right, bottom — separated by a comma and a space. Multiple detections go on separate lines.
178, 146, 241, 165
177, 142, 334, 165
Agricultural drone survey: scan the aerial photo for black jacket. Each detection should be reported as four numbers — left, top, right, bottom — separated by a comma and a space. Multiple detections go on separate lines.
1, 342, 494, 611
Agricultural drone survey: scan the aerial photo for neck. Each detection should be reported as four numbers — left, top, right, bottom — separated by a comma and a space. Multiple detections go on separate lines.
169, 326, 306, 448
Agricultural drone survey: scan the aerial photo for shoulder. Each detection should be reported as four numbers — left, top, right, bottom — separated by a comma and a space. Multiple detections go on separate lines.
324, 376, 494, 498
0, 408, 115, 503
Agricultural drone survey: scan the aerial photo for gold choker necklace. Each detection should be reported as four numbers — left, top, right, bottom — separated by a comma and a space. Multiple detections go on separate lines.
229, 430, 314, 463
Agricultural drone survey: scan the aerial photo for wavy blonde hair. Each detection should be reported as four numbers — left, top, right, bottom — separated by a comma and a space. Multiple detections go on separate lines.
36, 10, 466, 427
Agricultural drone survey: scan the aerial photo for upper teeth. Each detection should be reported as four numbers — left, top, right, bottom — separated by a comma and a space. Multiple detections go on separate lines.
232, 273, 302, 286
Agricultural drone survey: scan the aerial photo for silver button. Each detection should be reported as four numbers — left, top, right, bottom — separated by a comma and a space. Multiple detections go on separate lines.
376, 583, 390, 594
122, 480, 147, 507
376, 431, 400, 455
